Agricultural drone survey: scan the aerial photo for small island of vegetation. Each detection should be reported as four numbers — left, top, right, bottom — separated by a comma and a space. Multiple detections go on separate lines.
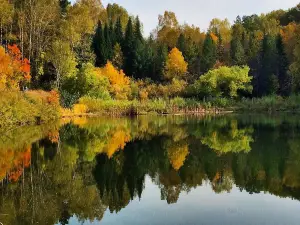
1, 0, 300, 127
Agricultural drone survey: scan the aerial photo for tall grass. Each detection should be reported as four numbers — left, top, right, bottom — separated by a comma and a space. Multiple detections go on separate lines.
237, 95, 300, 112
79, 96, 224, 115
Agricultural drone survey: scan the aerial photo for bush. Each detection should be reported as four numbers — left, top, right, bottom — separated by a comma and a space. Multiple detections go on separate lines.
0, 90, 60, 127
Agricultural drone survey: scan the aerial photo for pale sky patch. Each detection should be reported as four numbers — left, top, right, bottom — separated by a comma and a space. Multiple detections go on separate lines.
72, 0, 300, 35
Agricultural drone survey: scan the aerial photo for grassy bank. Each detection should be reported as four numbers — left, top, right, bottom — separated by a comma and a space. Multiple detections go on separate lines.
75, 95, 300, 116
2, 93, 300, 129
235, 95, 300, 112
77, 96, 230, 116
0, 91, 60, 128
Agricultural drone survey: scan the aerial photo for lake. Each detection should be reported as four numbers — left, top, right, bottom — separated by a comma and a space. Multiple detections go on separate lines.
1, 114, 300, 225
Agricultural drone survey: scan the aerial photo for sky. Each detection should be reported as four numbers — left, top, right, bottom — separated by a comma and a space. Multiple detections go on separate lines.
72, 0, 300, 35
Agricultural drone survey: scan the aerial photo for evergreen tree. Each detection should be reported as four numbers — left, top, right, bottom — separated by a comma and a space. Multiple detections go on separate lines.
201, 33, 217, 73
177, 33, 186, 55
115, 17, 123, 44
124, 18, 136, 77
276, 34, 291, 96
259, 35, 278, 96
247, 32, 262, 96
217, 33, 225, 63
109, 20, 115, 46
59, 0, 70, 16
93, 21, 106, 67
134, 16, 143, 43
104, 23, 113, 61
230, 38, 246, 66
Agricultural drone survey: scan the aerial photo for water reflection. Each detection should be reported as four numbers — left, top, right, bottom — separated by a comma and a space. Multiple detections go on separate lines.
0, 115, 300, 224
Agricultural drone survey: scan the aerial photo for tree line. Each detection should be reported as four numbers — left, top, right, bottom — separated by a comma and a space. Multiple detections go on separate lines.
1, 0, 300, 104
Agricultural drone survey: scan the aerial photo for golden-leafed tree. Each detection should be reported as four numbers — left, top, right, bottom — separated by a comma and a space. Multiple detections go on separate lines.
164, 48, 188, 80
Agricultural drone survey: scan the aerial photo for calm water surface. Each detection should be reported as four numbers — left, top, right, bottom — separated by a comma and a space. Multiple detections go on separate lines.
1, 114, 300, 225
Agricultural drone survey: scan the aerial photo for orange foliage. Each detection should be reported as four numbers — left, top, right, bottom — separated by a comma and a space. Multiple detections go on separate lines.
0, 44, 31, 90
0, 146, 31, 182
210, 32, 219, 43
47, 90, 60, 105
100, 61, 131, 100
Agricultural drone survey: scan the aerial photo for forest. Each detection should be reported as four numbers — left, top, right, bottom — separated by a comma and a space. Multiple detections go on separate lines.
2, 0, 300, 126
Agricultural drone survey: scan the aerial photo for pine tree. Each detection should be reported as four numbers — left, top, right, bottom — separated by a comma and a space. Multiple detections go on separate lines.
247, 32, 262, 96
177, 33, 186, 55
93, 21, 106, 67
201, 33, 217, 73
230, 38, 246, 66
109, 20, 115, 46
134, 16, 143, 43
276, 34, 291, 96
217, 33, 225, 63
115, 17, 123, 45
124, 18, 135, 77
59, 0, 70, 16
259, 35, 278, 96
104, 23, 113, 61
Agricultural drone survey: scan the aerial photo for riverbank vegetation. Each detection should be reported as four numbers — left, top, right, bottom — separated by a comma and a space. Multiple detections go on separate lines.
2, 1, 300, 125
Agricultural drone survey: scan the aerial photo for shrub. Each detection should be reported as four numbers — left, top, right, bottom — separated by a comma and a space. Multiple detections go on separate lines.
0, 90, 60, 127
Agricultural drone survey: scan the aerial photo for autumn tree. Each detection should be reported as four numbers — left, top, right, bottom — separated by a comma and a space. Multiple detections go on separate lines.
101, 61, 131, 100
0, 45, 31, 90
164, 48, 188, 80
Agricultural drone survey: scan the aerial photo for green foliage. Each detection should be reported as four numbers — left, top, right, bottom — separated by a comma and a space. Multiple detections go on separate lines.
192, 66, 252, 98
79, 63, 111, 100
201, 33, 217, 73
0, 91, 60, 127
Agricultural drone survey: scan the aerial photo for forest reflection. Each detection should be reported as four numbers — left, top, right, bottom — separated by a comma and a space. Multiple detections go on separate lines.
1, 115, 300, 224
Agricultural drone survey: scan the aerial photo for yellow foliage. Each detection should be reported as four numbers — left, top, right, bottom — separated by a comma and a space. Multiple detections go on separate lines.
104, 129, 131, 158
139, 89, 149, 101
167, 144, 189, 170
100, 61, 131, 100
164, 48, 188, 80
73, 104, 87, 115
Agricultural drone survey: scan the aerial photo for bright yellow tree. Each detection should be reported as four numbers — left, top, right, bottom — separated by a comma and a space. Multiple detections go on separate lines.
100, 61, 131, 100
164, 48, 188, 80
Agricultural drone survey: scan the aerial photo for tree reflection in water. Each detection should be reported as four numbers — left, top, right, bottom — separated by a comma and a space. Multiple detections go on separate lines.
0, 115, 300, 224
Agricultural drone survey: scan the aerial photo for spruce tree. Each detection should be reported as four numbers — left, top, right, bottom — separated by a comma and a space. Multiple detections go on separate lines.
177, 33, 186, 55
124, 18, 135, 77
93, 21, 106, 67
276, 34, 291, 96
201, 33, 217, 73
259, 35, 278, 96
115, 17, 123, 45
134, 16, 143, 43
59, 0, 70, 16
230, 38, 246, 66
104, 23, 113, 61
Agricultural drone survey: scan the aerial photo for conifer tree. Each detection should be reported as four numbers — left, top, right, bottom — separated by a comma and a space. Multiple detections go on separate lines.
201, 33, 217, 73
230, 38, 246, 66
115, 17, 123, 44
59, 0, 70, 16
124, 18, 135, 77
276, 34, 291, 96
134, 16, 143, 43
93, 21, 106, 67
259, 35, 278, 96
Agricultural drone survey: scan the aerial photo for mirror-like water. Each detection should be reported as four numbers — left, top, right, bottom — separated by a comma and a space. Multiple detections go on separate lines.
1, 115, 300, 225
